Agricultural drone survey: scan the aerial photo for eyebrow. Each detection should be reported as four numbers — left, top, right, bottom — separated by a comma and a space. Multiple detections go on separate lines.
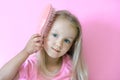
66, 37, 74, 40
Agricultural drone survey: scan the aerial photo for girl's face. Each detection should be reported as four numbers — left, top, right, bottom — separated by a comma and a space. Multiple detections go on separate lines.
44, 17, 77, 58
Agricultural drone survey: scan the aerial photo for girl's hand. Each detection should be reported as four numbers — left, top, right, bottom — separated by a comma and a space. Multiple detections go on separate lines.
23, 34, 44, 55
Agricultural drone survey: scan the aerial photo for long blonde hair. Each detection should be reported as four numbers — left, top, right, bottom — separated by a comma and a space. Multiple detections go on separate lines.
38, 10, 88, 80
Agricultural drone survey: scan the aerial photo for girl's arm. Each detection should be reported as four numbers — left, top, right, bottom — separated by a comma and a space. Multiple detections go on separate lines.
0, 50, 29, 80
0, 34, 43, 80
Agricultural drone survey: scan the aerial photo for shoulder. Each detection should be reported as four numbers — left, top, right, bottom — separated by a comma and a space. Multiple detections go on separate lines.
18, 53, 38, 79
20, 53, 38, 71
22, 53, 37, 68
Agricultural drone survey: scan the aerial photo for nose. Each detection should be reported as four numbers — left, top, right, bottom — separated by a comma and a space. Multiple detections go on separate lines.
55, 39, 63, 50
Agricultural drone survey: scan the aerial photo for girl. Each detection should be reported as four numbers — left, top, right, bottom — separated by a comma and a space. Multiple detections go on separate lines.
0, 10, 88, 80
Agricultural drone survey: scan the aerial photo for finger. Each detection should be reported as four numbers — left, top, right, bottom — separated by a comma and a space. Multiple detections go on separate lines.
35, 43, 42, 47
33, 37, 43, 42
31, 34, 41, 39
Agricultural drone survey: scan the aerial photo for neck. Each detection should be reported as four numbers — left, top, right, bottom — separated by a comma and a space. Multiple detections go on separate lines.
45, 53, 62, 66
45, 52, 63, 74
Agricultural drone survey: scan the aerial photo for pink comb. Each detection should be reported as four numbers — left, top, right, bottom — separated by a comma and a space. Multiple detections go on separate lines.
37, 4, 55, 37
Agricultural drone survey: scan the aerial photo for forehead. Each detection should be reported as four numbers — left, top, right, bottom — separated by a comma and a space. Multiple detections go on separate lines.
50, 17, 78, 38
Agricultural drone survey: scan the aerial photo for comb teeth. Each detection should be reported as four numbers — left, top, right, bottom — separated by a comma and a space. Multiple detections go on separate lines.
42, 11, 56, 37
37, 4, 56, 37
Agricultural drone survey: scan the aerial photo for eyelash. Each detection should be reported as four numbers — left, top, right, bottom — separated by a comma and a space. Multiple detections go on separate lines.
52, 33, 71, 43
52, 33, 58, 37
64, 39, 71, 43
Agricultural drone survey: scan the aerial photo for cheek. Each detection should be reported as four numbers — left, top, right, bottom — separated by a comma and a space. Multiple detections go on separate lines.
43, 36, 54, 48
62, 44, 72, 52
43, 37, 49, 49
47, 35, 56, 45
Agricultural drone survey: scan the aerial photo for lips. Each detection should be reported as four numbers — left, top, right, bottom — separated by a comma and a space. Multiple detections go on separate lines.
51, 47, 60, 52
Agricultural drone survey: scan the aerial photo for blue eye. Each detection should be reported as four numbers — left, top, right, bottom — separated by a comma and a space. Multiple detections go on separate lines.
64, 39, 70, 43
52, 33, 58, 37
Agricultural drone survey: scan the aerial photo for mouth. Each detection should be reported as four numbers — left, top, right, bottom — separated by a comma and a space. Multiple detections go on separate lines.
51, 47, 60, 53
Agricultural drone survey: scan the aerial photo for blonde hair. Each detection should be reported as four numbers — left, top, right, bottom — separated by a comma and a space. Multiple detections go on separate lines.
38, 10, 88, 80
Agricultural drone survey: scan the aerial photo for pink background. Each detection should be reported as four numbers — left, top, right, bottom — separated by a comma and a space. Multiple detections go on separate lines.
0, 0, 120, 80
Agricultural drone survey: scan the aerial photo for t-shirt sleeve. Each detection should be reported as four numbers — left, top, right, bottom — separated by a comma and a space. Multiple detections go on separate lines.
17, 54, 37, 80
17, 59, 30, 80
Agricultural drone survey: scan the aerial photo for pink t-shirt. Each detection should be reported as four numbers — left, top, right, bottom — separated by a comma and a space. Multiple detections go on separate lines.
17, 54, 72, 80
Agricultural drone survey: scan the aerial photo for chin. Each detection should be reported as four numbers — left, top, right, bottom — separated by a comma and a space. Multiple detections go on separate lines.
48, 54, 59, 58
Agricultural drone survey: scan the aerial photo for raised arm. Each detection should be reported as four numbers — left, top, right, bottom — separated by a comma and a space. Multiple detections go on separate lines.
0, 34, 43, 80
